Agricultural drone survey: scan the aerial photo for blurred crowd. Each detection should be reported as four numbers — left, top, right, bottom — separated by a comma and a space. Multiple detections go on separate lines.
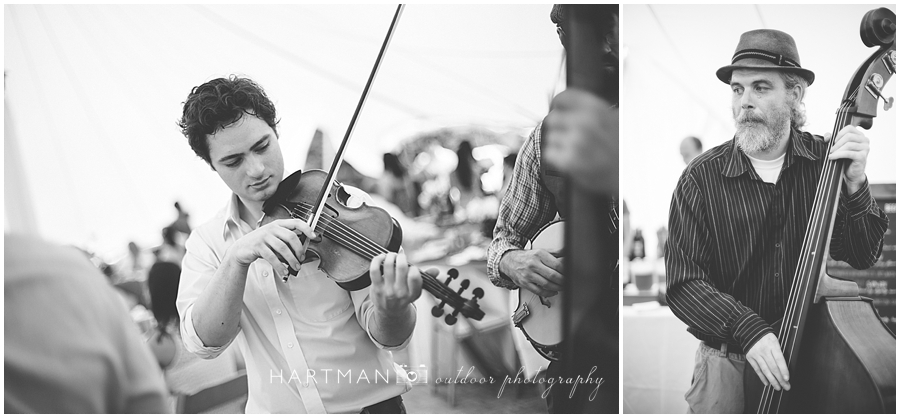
373, 138, 519, 227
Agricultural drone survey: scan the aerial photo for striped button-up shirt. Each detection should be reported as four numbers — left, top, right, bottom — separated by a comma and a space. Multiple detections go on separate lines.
665, 129, 888, 353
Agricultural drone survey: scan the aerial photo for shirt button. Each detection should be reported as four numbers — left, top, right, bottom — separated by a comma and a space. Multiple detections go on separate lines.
263, 271, 269, 277
288, 343, 294, 348
303, 381, 309, 387
775, 243, 781, 248
775, 273, 780, 277
276, 309, 282, 315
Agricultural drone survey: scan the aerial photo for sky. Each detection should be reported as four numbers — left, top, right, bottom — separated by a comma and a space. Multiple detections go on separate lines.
621, 4, 897, 259
4, 4, 565, 259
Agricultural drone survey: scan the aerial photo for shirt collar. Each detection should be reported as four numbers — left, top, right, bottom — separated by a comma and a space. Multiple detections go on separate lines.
222, 193, 245, 242
722, 128, 817, 178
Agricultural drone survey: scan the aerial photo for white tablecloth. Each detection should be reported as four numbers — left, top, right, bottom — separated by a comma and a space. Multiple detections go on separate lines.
623, 305, 699, 414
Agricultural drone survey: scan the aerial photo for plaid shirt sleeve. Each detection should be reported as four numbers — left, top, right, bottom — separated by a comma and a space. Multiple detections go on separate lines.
487, 123, 558, 289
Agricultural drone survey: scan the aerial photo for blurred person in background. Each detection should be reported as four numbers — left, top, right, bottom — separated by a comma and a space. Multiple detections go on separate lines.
5, 234, 169, 413
679, 136, 703, 165
377, 152, 418, 217
145, 261, 243, 412
500, 152, 517, 199
116, 240, 153, 283
156, 225, 187, 266
450, 140, 486, 215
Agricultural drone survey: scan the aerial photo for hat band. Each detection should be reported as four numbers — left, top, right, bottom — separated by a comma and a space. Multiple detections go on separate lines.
731, 49, 800, 68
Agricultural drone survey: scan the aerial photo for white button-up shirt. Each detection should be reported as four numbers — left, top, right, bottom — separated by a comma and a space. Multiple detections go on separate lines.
176, 189, 412, 413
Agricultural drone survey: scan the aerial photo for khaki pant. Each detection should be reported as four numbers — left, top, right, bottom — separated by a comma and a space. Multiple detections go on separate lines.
685, 342, 746, 414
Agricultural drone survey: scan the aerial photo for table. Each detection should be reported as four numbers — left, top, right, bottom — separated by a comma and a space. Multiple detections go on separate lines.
623, 305, 699, 414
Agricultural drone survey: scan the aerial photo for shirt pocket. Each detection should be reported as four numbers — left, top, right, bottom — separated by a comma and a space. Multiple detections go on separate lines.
288, 265, 353, 322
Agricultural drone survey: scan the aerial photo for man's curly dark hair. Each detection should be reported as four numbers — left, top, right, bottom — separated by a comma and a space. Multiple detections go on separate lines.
178, 75, 280, 165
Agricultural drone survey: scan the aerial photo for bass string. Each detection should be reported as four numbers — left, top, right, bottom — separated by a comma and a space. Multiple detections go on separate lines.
759, 97, 856, 412
780, 99, 852, 348
283, 203, 466, 304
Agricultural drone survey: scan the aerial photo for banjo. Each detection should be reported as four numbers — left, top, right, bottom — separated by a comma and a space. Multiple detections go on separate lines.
511, 220, 566, 361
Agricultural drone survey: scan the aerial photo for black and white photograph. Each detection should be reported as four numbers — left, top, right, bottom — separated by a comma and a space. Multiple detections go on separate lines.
621, 4, 896, 414
5, 3, 618, 414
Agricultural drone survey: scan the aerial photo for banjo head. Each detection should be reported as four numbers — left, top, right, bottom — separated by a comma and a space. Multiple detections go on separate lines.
516, 220, 566, 347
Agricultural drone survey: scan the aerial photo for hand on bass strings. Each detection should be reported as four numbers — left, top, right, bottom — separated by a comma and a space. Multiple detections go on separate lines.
226, 219, 316, 279
499, 249, 564, 297
821, 125, 870, 195
369, 252, 424, 315
746, 333, 791, 391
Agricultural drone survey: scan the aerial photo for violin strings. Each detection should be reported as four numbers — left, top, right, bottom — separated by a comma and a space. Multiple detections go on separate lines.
758, 97, 855, 413
282, 203, 465, 304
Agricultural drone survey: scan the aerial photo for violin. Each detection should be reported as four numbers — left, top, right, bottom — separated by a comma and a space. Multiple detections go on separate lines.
259, 169, 485, 323
258, 4, 484, 324
743, 7, 896, 413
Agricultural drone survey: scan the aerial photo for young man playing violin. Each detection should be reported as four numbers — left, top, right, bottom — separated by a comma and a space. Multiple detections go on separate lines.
175, 76, 422, 413
665, 29, 888, 413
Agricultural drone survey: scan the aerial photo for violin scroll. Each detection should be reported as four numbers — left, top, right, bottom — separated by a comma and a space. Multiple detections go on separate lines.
428, 268, 485, 324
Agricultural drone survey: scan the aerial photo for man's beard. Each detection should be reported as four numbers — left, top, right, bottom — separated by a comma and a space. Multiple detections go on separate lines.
734, 100, 792, 155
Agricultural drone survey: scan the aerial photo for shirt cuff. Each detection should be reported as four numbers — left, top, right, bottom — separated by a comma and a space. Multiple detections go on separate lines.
487, 242, 521, 290
180, 304, 232, 359
731, 310, 774, 354
842, 178, 876, 221
365, 303, 416, 351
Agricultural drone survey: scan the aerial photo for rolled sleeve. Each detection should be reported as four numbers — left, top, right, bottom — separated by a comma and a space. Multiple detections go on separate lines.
350, 288, 416, 351
176, 231, 237, 359
365, 304, 417, 351
180, 304, 232, 359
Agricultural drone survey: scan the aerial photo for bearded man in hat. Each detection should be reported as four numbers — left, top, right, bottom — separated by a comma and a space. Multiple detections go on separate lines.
665, 29, 888, 413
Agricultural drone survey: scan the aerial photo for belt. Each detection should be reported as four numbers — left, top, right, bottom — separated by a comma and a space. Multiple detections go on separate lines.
360, 395, 405, 414
703, 340, 745, 356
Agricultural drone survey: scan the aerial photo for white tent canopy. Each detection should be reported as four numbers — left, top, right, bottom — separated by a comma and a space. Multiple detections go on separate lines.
5, 4, 565, 258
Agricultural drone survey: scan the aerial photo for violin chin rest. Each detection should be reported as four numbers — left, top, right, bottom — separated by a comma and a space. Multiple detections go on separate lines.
263, 170, 304, 214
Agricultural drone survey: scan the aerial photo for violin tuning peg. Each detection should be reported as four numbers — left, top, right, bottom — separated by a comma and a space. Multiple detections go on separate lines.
459, 279, 470, 290
431, 306, 444, 318
471, 287, 484, 299
444, 314, 458, 326
448, 268, 459, 279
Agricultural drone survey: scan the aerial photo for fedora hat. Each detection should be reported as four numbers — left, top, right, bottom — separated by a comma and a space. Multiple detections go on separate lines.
716, 29, 815, 86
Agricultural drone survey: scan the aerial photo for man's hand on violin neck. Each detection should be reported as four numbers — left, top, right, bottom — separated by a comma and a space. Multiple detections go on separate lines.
228, 219, 316, 278
746, 333, 791, 391
500, 249, 564, 297
370, 252, 424, 315
822, 125, 870, 195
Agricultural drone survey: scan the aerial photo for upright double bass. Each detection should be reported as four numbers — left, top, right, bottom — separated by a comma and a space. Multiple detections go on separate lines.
743, 7, 896, 413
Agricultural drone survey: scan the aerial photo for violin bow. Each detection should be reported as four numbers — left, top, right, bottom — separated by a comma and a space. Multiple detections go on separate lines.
306, 4, 405, 233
